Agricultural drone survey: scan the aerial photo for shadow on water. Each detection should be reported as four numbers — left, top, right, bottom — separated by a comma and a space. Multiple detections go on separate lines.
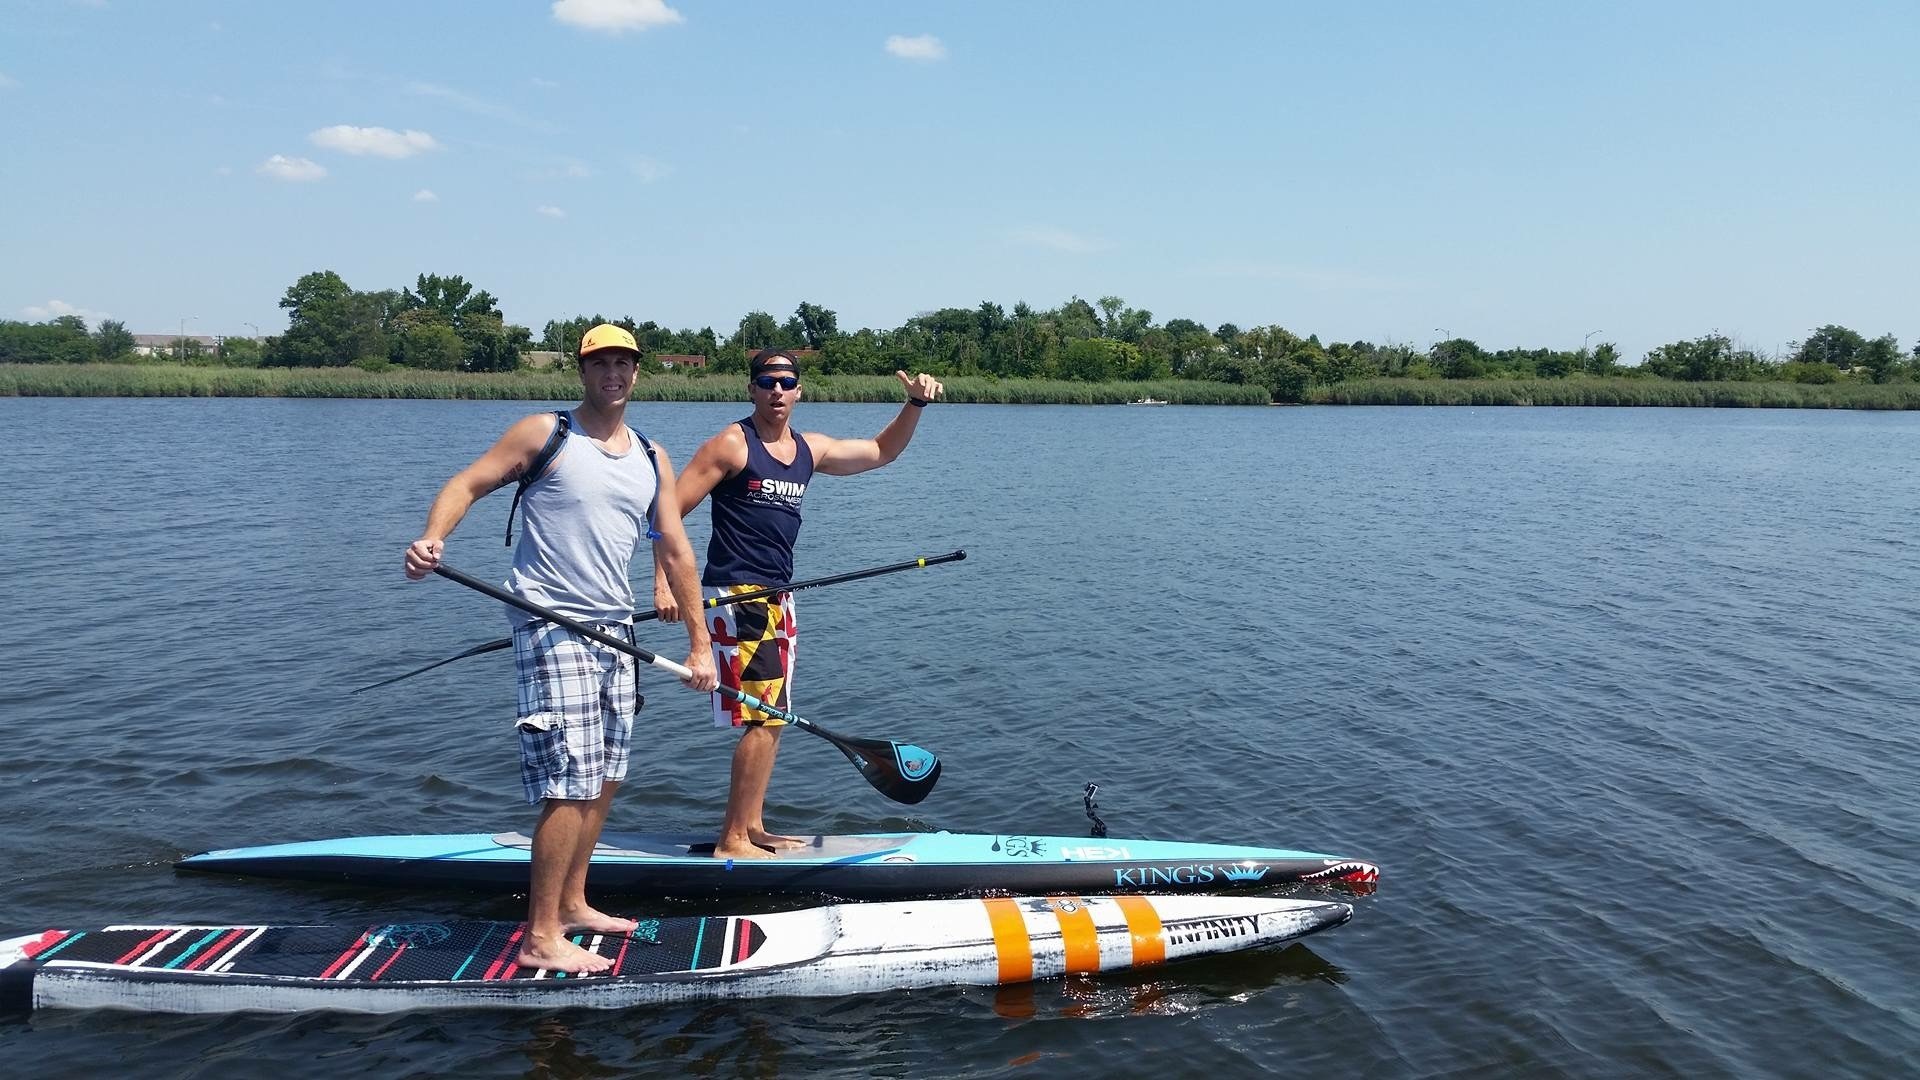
982, 942, 1348, 1021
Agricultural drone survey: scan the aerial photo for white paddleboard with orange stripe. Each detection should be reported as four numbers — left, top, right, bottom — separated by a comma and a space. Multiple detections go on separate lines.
0, 895, 1350, 1014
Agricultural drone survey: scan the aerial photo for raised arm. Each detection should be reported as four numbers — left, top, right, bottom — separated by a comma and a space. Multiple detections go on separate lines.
807, 371, 944, 477
403, 412, 556, 579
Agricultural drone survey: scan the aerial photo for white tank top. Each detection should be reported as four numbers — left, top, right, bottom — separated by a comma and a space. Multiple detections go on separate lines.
502, 413, 658, 626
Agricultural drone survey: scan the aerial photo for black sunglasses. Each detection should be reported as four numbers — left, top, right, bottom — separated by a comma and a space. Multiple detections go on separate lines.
753, 374, 799, 391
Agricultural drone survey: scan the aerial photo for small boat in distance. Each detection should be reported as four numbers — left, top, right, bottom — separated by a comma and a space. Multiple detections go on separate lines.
1126, 397, 1169, 406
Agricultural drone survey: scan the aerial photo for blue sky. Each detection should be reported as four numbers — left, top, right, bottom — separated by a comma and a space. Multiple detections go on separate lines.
3, 0, 1915, 362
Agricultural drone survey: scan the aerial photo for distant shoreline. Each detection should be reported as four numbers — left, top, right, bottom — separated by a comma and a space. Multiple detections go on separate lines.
1, 364, 1915, 409
0, 364, 1266, 405
1305, 377, 1920, 410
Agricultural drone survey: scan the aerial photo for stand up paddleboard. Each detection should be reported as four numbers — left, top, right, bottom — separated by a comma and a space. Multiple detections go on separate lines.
178, 830, 1381, 899
1, 894, 1351, 1014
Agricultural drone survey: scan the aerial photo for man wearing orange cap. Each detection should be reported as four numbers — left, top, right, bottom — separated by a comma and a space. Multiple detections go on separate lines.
655, 349, 943, 860
403, 323, 717, 974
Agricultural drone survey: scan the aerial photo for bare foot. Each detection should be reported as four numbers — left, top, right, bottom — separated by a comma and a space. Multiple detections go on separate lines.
712, 838, 779, 860
749, 829, 808, 852
517, 932, 612, 974
561, 905, 638, 935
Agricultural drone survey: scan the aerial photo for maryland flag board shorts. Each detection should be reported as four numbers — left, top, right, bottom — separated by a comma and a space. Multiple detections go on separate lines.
706, 585, 795, 728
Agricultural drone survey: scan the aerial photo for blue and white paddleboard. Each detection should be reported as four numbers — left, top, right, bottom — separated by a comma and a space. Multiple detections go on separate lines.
178, 830, 1380, 900
1, 894, 1352, 1014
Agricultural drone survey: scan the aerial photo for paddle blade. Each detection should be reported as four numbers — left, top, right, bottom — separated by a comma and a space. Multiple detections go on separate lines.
830, 734, 942, 805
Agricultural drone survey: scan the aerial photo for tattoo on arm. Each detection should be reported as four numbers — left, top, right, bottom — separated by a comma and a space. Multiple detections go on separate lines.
487, 464, 525, 495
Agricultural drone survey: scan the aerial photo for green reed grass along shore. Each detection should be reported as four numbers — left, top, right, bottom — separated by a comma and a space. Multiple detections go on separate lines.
8, 365, 1917, 409
0, 365, 1269, 405
1308, 377, 1920, 410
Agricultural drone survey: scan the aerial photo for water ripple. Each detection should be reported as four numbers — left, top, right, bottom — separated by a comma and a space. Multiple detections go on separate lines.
3, 400, 1920, 1075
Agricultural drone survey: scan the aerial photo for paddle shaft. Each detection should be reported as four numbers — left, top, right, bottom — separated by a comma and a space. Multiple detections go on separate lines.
355, 550, 965, 695
431, 564, 818, 733
660, 549, 965, 620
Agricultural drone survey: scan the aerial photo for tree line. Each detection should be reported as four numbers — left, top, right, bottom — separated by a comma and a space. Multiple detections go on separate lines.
4, 267, 1917, 402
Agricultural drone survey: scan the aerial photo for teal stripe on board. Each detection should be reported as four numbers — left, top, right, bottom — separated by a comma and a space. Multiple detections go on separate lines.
35, 931, 87, 961
163, 928, 228, 970
691, 917, 707, 970
450, 923, 496, 981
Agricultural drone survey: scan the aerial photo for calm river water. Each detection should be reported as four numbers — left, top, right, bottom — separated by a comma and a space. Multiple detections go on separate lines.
1, 397, 1916, 1077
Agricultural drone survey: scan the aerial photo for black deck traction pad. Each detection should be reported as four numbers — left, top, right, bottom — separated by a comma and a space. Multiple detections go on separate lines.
491, 832, 914, 860
12, 917, 767, 984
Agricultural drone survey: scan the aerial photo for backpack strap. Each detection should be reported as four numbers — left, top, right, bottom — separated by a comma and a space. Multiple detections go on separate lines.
631, 427, 663, 542
504, 410, 571, 546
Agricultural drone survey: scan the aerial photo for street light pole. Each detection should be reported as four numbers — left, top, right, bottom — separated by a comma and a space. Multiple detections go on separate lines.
1584, 329, 1602, 352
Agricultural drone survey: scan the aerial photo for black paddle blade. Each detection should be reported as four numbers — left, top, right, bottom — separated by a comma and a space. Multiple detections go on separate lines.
826, 733, 942, 805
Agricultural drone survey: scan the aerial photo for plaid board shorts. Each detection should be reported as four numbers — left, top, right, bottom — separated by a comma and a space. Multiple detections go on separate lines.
706, 585, 796, 728
511, 619, 639, 804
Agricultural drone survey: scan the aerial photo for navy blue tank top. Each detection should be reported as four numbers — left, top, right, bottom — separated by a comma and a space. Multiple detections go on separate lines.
703, 418, 815, 587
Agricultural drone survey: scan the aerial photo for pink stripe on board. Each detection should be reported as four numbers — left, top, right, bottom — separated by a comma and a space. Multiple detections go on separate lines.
484, 924, 527, 981
369, 943, 409, 981
736, 919, 754, 964
115, 931, 172, 966
610, 934, 632, 976
21, 930, 68, 959
318, 931, 371, 979
185, 928, 249, 971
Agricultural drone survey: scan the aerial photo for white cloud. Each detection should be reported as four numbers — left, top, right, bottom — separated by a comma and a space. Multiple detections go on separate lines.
309, 125, 441, 159
552, 0, 683, 33
628, 156, 669, 182
0, 72, 18, 90
1007, 225, 1109, 254
885, 34, 946, 61
23, 299, 110, 323
213, 165, 233, 176
413, 188, 439, 202
257, 154, 327, 181
536, 205, 566, 218
531, 77, 560, 89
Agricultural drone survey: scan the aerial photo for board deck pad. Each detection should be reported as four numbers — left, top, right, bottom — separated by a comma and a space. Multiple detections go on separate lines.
15, 917, 768, 985
491, 832, 914, 860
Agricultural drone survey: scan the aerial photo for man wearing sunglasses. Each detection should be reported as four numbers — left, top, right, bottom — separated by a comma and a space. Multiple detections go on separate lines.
655, 347, 944, 859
